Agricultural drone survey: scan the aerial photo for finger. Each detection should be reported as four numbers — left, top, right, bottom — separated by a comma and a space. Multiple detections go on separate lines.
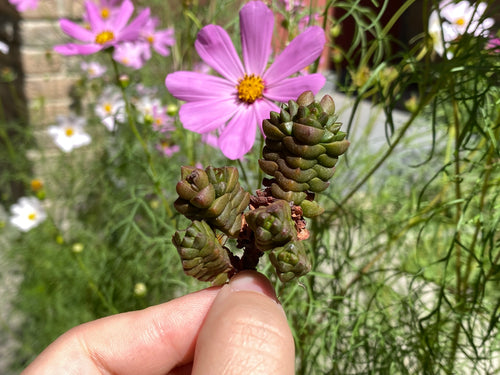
22, 287, 220, 375
192, 271, 295, 375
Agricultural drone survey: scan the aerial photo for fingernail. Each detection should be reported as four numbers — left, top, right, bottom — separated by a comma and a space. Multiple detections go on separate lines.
229, 271, 279, 302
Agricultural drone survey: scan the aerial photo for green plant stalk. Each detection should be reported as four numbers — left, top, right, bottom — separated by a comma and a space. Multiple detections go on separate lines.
0, 122, 16, 162
74, 253, 119, 315
468, 114, 500, 287
334, 88, 435, 215
447, 93, 463, 374
359, 0, 417, 69
0, 95, 19, 162
109, 55, 174, 219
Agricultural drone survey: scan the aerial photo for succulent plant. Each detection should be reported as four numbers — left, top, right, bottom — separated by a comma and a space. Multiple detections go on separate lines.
172, 91, 349, 284
269, 240, 311, 282
244, 199, 297, 251
174, 166, 250, 238
259, 91, 349, 217
172, 220, 235, 286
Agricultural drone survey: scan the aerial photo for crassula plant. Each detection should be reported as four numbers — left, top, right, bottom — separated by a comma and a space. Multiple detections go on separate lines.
172, 91, 350, 284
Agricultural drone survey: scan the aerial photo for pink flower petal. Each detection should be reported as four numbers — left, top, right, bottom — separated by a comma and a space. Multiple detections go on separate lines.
85, 0, 105, 31
120, 7, 150, 41
59, 19, 94, 42
239, 1, 274, 75
179, 99, 240, 133
265, 74, 326, 102
195, 25, 244, 83
218, 106, 257, 159
166, 71, 236, 101
112, 0, 135, 31
53, 43, 103, 55
253, 98, 279, 132
263, 26, 325, 84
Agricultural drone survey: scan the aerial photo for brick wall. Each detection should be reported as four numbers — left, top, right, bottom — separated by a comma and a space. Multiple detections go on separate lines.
19, 0, 83, 125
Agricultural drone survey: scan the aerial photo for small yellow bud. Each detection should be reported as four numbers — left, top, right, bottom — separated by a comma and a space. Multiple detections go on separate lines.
331, 48, 343, 64
330, 24, 341, 39
119, 74, 130, 88
56, 235, 64, 244
150, 199, 160, 210
72, 243, 84, 253
134, 282, 147, 297
166, 103, 178, 116
30, 178, 43, 192
404, 95, 419, 113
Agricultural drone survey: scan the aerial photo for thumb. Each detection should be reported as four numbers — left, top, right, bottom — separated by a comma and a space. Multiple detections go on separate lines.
192, 271, 295, 375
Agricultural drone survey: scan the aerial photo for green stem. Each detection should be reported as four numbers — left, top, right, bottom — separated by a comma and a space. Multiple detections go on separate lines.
335, 89, 434, 211
237, 158, 251, 192
109, 55, 174, 220
447, 90, 464, 375
359, 0, 417, 69
74, 254, 118, 314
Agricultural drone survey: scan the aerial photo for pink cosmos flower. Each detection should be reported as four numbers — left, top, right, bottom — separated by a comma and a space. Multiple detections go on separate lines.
165, 1, 325, 160
486, 36, 500, 52
156, 139, 180, 157
54, 0, 150, 56
8, 0, 38, 12
140, 17, 175, 59
89, 0, 122, 21
150, 105, 175, 133
113, 41, 148, 69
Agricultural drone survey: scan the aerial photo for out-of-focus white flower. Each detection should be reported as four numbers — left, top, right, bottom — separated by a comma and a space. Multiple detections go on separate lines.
135, 96, 162, 123
429, 1, 494, 57
95, 87, 126, 131
0, 41, 9, 54
9, 197, 46, 232
81, 61, 107, 79
48, 114, 91, 152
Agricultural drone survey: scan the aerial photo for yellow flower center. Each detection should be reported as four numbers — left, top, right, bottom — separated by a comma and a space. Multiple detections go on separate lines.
30, 179, 43, 192
65, 127, 74, 137
236, 74, 264, 104
147, 35, 154, 44
104, 103, 112, 113
456, 18, 465, 26
95, 30, 114, 45
101, 7, 110, 19
28, 212, 36, 221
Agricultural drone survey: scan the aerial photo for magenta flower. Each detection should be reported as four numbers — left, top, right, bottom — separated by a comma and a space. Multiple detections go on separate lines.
140, 17, 175, 58
54, 0, 150, 56
113, 41, 148, 69
8, 0, 38, 12
165, 0, 325, 160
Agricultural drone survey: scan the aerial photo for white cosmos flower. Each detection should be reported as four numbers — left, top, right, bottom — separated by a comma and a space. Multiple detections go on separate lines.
9, 197, 47, 232
48, 114, 91, 152
135, 95, 162, 123
95, 87, 126, 131
81, 61, 107, 79
0, 41, 9, 54
429, 1, 494, 57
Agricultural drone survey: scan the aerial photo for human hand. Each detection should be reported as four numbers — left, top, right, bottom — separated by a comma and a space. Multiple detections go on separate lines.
21, 271, 295, 375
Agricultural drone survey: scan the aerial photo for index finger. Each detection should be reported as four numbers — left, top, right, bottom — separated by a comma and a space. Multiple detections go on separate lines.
22, 287, 220, 375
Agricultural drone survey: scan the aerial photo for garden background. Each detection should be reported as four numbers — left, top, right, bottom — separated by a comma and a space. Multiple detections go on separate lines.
1, 0, 499, 373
